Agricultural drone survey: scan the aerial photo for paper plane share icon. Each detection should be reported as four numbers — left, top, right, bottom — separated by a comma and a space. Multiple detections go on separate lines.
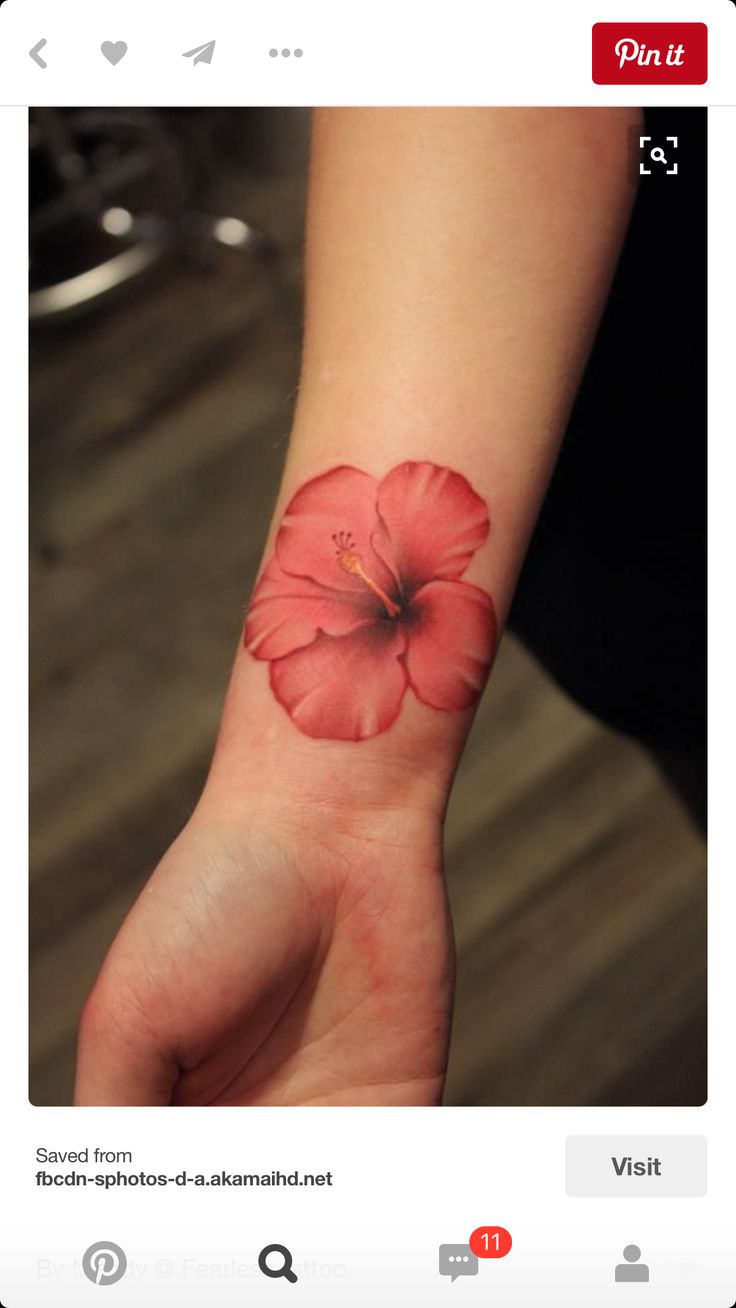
183, 40, 216, 65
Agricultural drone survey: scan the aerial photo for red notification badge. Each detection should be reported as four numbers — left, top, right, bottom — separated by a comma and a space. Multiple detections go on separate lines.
469, 1226, 513, 1259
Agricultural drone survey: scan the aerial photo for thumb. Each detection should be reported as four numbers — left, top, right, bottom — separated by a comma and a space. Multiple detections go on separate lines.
74, 987, 179, 1106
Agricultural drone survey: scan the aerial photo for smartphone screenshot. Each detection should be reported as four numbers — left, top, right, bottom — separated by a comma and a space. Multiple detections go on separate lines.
2, 0, 731, 1302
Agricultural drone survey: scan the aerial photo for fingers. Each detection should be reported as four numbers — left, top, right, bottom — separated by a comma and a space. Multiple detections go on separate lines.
74, 985, 179, 1106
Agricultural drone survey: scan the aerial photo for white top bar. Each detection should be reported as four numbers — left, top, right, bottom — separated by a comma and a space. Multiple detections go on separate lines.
0, 0, 732, 106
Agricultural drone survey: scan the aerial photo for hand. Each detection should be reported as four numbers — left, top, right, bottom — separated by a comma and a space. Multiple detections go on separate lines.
75, 791, 453, 1106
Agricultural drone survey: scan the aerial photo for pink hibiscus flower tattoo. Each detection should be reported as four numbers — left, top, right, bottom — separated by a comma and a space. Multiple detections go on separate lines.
244, 461, 496, 741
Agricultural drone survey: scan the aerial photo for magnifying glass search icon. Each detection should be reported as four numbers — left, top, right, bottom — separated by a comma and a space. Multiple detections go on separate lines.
258, 1244, 298, 1284
650, 147, 667, 163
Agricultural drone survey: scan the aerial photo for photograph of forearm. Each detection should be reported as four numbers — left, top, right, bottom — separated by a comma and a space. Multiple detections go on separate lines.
29, 106, 706, 1107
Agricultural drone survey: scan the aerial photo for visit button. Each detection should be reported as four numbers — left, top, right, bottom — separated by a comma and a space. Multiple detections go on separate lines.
566, 1136, 707, 1198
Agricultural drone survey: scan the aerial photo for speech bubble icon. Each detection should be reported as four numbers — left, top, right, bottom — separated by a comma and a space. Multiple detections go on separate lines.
439, 1244, 479, 1282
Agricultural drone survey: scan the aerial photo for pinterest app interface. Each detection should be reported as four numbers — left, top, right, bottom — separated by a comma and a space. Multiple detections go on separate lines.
2, 0, 732, 1304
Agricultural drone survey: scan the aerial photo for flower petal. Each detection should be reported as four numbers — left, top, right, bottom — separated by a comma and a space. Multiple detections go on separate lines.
270, 623, 408, 741
405, 580, 496, 711
373, 461, 489, 589
276, 465, 395, 596
244, 559, 376, 661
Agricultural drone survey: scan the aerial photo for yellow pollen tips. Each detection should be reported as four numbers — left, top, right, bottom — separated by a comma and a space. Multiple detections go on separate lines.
333, 531, 363, 576
332, 531, 400, 618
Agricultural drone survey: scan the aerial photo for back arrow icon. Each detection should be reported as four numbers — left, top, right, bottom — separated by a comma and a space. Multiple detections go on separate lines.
29, 38, 48, 68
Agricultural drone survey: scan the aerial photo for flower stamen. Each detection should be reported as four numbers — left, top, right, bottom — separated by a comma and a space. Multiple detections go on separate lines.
333, 531, 400, 618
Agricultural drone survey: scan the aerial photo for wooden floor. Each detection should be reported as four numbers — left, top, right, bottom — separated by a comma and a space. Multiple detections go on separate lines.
29, 115, 706, 1107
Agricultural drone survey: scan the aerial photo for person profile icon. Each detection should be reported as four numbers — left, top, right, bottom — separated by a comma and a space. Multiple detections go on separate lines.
615, 1245, 650, 1283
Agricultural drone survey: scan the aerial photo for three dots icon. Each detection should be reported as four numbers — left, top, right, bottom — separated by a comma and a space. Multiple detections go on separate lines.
269, 48, 303, 58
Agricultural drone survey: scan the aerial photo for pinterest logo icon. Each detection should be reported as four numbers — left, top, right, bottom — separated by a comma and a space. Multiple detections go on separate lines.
82, 1241, 128, 1286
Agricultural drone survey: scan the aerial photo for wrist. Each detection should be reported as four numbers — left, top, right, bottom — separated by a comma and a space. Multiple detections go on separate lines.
199, 646, 464, 831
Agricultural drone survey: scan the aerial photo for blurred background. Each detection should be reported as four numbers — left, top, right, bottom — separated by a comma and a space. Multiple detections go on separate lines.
29, 107, 706, 1107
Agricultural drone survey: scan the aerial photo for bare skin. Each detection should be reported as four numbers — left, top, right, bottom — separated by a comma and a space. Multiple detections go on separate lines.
75, 108, 638, 1106
77, 793, 451, 1105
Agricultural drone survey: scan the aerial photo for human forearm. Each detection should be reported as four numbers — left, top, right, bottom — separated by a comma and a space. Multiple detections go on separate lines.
76, 107, 638, 1106
205, 107, 638, 819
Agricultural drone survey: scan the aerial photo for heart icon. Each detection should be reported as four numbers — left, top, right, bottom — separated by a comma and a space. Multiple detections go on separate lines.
101, 40, 127, 65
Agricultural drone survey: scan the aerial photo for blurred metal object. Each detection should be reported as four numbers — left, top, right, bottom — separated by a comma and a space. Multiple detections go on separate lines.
30, 242, 162, 322
183, 210, 269, 255
212, 216, 254, 247
30, 108, 268, 325
100, 207, 135, 236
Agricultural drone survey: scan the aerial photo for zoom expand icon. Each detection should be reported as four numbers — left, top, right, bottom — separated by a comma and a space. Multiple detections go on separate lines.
82, 1242, 128, 1286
